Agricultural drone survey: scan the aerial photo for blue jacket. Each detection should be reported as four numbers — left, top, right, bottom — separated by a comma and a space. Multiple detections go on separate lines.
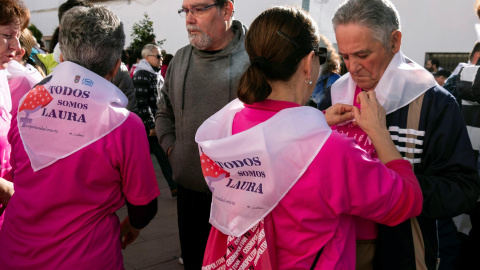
311, 72, 340, 108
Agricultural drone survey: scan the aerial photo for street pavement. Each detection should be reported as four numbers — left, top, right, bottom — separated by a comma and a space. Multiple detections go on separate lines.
117, 154, 184, 270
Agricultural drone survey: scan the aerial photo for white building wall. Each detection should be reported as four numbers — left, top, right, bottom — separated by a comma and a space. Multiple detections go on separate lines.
23, 0, 479, 66
24, 0, 298, 55
309, 0, 479, 65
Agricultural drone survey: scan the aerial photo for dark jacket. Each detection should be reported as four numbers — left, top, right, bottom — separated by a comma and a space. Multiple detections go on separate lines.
320, 85, 480, 270
132, 59, 159, 130
454, 65, 480, 269
111, 62, 138, 114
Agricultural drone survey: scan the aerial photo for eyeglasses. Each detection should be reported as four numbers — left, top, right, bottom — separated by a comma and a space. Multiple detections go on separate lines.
315, 47, 327, 65
277, 30, 327, 65
178, 3, 219, 18
148, 54, 163, 59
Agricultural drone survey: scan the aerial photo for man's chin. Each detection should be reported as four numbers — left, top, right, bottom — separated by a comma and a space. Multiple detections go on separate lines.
189, 39, 211, 50
352, 78, 376, 91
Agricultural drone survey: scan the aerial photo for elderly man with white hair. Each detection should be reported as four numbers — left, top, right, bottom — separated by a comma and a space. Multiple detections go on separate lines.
320, 0, 480, 269
132, 43, 177, 198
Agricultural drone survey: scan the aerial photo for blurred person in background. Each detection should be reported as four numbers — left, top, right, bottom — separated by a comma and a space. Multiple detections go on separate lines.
7, 28, 45, 114
433, 69, 451, 87
0, 0, 30, 228
310, 34, 341, 108
133, 43, 177, 197
160, 53, 173, 78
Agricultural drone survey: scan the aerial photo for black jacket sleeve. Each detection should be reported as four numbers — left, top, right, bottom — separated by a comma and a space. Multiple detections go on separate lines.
111, 63, 139, 114
416, 90, 480, 218
125, 198, 158, 229
318, 86, 333, 110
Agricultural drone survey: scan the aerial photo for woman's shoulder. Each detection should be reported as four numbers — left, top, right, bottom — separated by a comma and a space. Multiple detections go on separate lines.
111, 113, 145, 137
318, 130, 363, 159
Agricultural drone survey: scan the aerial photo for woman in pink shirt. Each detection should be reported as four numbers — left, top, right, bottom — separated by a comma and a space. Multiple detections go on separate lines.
0, 6, 160, 269
196, 6, 423, 270
0, 0, 30, 223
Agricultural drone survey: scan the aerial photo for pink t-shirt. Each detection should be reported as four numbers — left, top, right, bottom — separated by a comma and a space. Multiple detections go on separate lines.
8, 76, 32, 115
0, 113, 160, 269
203, 100, 422, 269
0, 73, 12, 179
0, 82, 12, 230
334, 86, 377, 157
334, 86, 379, 240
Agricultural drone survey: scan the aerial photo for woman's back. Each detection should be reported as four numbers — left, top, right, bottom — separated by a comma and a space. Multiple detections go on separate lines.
200, 99, 420, 269
0, 113, 158, 269
199, 5, 421, 269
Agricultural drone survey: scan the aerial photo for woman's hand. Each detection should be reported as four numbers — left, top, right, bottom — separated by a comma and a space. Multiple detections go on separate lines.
353, 91, 402, 163
352, 91, 387, 134
120, 216, 140, 249
324, 103, 354, 126
0, 178, 14, 216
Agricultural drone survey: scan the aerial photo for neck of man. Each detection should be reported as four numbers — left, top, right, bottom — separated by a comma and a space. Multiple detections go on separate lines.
205, 27, 235, 51
150, 64, 160, 72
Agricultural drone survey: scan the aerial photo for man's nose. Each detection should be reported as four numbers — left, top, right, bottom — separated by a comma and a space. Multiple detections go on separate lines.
185, 11, 196, 24
349, 58, 361, 73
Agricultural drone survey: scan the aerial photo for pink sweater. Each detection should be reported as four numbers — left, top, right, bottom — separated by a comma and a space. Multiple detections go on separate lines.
204, 99, 422, 269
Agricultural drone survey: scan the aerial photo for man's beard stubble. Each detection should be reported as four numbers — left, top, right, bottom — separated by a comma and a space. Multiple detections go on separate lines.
187, 25, 213, 50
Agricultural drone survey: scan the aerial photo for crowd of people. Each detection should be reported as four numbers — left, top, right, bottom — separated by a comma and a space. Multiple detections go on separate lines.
0, 0, 479, 269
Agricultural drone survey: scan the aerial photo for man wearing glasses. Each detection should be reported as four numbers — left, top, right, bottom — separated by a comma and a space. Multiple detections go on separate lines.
132, 44, 178, 198
155, 0, 249, 268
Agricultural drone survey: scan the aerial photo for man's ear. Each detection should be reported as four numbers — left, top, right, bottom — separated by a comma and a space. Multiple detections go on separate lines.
59, 53, 64, 63
105, 59, 121, 80
390, 30, 402, 54
473, 51, 480, 65
223, 1, 234, 20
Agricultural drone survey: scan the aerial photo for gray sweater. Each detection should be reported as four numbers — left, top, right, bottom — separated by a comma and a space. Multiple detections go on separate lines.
155, 20, 250, 192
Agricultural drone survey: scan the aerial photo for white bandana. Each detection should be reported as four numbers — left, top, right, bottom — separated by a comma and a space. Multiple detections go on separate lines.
17, 61, 129, 171
0, 70, 12, 114
331, 51, 437, 114
5, 60, 43, 88
196, 99, 331, 237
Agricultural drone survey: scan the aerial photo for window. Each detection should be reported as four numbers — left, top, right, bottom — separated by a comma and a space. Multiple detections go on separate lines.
425, 52, 469, 72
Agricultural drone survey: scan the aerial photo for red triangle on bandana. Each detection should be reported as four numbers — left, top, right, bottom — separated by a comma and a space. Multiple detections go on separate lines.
19, 85, 54, 112
200, 152, 230, 181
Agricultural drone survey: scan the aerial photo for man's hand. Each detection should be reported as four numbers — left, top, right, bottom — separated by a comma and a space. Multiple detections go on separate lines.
324, 103, 354, 126
148, 129, 157, 137
0, 178, 14, 216
120, 216, 140, 249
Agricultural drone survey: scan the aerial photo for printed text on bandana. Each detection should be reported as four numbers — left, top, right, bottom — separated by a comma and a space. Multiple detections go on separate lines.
19, 84, 91, 129
202, 222, 268, 270
41, 85, 90, 123
201, 153, 266, 207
